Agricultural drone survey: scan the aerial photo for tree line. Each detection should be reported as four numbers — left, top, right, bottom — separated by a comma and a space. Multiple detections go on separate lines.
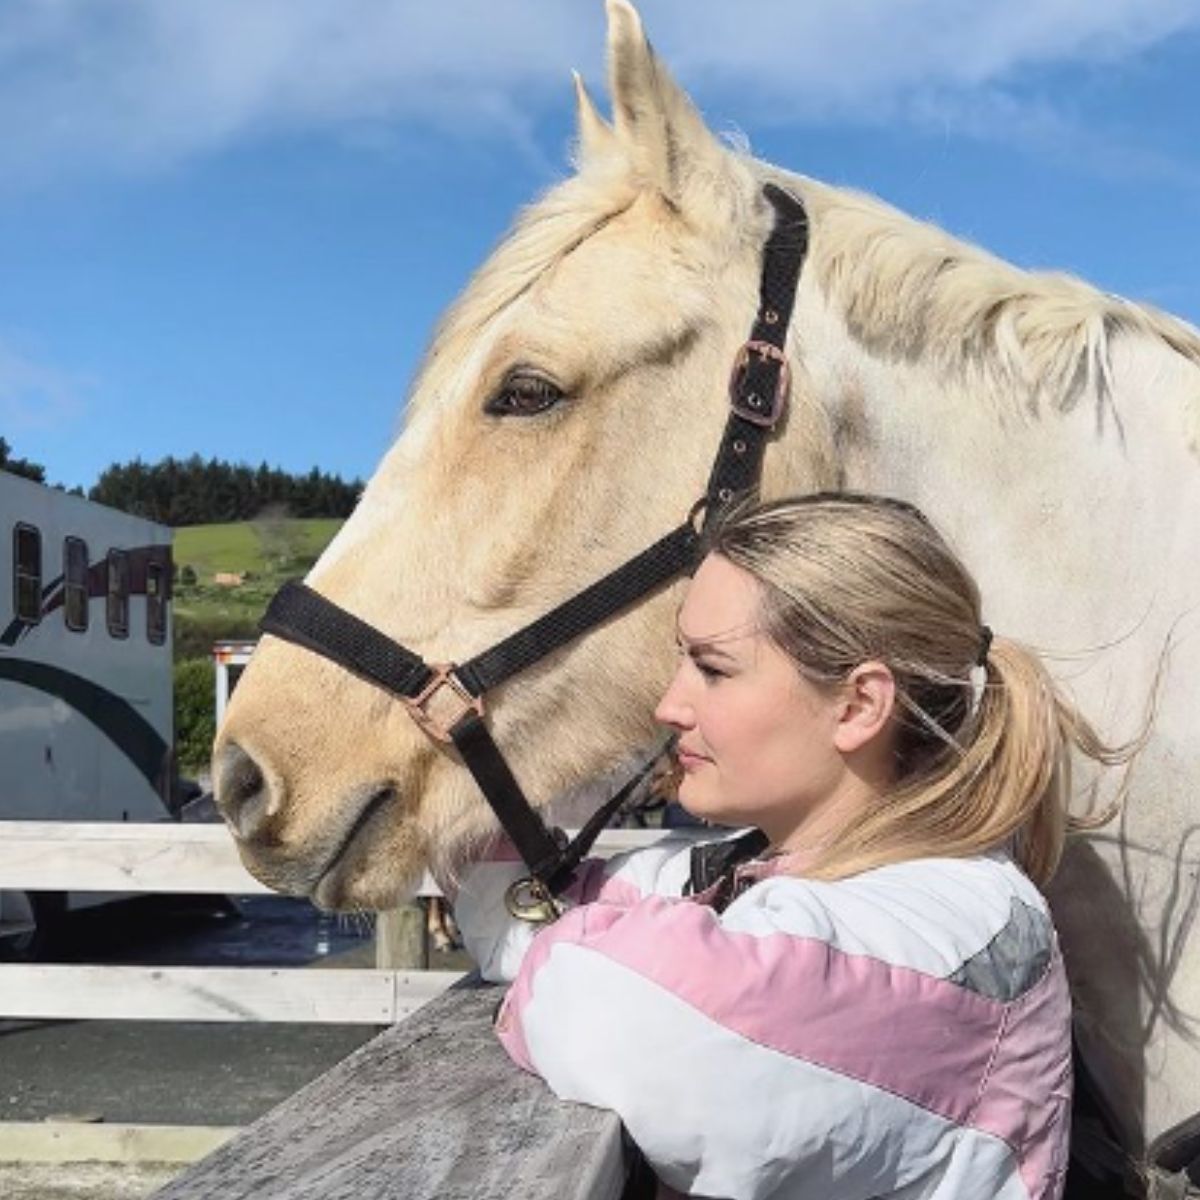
1, 438, 363, 525
89, 456, 364, 525
0, 437, 52, 485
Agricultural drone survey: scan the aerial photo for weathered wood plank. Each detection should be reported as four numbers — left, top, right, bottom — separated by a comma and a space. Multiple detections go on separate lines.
0, 822, 665, 895
0, 965, 463, 1024
0, 822, 274, 895
154, 978, 630, 1200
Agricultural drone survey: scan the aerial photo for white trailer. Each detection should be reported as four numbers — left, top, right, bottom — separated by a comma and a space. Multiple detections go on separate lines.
0, 472, 175, 954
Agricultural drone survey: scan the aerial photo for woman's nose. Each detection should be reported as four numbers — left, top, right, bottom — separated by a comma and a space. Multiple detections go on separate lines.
654, 666, 693, 730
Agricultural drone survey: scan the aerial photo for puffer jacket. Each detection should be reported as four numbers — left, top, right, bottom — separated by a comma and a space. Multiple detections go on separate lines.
451, 832, 1072, 1200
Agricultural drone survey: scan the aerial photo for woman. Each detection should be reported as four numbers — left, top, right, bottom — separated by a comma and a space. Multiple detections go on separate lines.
448, 493, 1125, 1200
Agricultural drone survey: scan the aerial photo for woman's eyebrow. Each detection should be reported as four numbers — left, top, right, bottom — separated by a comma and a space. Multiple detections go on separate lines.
674, 623, 755, 661
678, 638, 739, 663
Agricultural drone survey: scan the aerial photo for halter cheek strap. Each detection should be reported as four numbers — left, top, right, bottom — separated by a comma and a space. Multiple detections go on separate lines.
258, 184, 811, 902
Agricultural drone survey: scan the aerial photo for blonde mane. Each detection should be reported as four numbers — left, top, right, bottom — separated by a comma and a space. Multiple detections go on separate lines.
409, 127, 1200, 454
792, 173, 1200, 441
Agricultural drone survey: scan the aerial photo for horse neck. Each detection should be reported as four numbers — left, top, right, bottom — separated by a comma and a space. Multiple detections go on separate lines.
796, 321, 1200, 694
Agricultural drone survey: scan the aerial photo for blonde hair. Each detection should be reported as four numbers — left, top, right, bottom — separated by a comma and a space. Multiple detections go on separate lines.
709, 493, 1131, 888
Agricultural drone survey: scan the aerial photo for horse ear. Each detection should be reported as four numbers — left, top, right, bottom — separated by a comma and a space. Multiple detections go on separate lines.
605, 0, 732, 214
572, 70, 620, 167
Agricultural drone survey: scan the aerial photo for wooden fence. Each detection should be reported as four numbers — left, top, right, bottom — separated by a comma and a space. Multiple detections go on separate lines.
1, 820, 663, 1193
0, 821, 664, 1025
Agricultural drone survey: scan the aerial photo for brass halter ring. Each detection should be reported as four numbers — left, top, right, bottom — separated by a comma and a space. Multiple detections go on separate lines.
505, 876, 565, 925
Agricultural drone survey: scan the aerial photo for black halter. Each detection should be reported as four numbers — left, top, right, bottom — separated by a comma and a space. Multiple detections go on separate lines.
259, 184, 809, 900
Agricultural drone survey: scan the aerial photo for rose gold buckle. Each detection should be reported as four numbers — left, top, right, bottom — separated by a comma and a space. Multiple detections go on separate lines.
402, 663, 484, 743
729, 340, 790, 427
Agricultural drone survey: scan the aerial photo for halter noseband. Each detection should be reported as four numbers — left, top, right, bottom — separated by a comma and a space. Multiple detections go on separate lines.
258, 184, 809, 905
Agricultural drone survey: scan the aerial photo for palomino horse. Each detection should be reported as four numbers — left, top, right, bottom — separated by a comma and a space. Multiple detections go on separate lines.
215, 0, 1200, 1180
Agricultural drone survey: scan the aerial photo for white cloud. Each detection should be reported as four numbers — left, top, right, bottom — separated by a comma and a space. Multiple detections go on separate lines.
0, 1, 596, 182
0, 0, 1197, 183
900, 85, 1200, 189
649, 0, 1200, 106
0, 341, 88, 430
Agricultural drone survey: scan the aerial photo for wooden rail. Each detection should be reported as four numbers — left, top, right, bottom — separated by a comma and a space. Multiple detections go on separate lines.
0, 821, 661, 894
0, 822, 665, 1025
153, 979, 634, 1200
0, 964, 460, 1024
0, 821, 409, 895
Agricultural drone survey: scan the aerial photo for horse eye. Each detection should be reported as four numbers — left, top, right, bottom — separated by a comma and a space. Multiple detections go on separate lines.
485, 372, 565, 417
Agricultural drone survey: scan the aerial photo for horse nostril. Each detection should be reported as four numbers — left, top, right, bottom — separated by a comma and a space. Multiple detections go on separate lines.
216, 742, 275, 842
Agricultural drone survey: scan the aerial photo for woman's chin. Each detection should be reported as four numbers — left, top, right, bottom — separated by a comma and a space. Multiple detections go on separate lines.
677, 780, 724, 825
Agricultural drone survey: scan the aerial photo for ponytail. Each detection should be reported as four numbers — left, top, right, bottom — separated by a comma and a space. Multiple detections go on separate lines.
804, 637, 1132, 888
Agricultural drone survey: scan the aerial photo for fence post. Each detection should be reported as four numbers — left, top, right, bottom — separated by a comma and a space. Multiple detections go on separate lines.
375, 904, 428, 970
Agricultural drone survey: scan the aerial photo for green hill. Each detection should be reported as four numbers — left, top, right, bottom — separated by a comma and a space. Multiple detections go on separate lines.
172, 518, 342, 659
174, 518, 342, 579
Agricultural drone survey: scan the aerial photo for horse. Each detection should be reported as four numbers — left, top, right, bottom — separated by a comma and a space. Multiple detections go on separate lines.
213, 0, 1200, 1181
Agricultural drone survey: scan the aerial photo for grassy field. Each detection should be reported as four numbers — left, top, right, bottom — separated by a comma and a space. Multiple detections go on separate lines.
172, 518, 342, 657
173, 518, 342, 579
170, 518, 344, 767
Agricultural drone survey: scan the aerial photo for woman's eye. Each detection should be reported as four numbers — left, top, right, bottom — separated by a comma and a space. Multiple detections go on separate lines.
485, 373, 565, 417
695, 661, 728, 681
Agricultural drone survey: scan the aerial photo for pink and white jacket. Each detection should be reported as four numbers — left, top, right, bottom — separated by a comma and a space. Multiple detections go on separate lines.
451, 833, 1072, 1200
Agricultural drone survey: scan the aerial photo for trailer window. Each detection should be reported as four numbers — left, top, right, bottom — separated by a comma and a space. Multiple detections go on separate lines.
64, 537, 89, 632
13, 523, 41, 624
146, 561, 166, 645
107, 549, 129, 638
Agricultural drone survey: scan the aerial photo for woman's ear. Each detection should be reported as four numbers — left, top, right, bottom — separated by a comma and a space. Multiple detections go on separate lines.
832, 662, 896, 754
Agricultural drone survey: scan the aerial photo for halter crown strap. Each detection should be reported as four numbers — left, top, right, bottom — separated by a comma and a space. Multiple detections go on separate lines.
704, 183, 808, 525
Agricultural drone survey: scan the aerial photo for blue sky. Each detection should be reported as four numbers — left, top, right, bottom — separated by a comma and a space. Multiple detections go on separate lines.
1, 0, 1198, 494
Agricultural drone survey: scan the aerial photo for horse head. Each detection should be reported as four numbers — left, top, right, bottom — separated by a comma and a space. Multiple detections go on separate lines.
213, 0, 834, 908
213, 1, 1200, 1152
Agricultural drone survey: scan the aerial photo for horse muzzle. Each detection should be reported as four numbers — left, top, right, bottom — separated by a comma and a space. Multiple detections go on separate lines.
214, 739, 405, 905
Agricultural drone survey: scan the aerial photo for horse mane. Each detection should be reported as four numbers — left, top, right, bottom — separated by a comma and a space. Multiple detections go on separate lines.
791, 172, 1200, 439
410, 142, 1200, 452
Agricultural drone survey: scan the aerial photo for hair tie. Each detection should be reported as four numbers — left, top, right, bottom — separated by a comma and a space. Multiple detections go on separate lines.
977, 625, 994, 667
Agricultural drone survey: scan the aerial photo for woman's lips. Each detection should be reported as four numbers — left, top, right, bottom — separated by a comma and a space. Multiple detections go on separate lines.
676, 747, 710, 771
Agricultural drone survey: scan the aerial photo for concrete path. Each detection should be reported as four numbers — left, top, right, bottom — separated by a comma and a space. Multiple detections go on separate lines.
0, 892, 470, 1200
0, 1017, 380, 1126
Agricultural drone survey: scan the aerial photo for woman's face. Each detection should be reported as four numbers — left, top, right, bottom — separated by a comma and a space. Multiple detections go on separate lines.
654, 553, 853, 849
